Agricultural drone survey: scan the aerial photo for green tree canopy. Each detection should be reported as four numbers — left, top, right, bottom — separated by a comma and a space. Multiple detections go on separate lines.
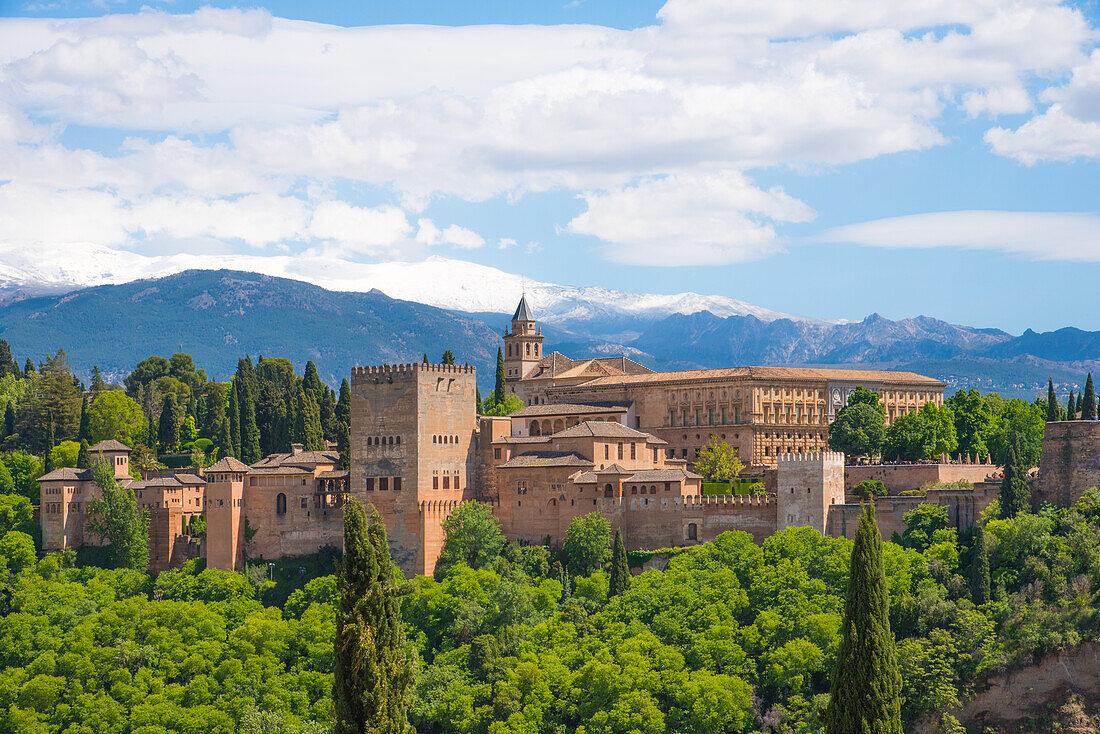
434, 501, 506, 580
945, 389, 992, 458
828, 402, 886, 458
693, 436, 745, 482
86, 457, 149, 571
1083, 373, 1097, 420
986, 398, 1043, 467
564, 511, 611, 576
883, 403, 958, 462
609, 528, 630, 598
86, 390, 147, 448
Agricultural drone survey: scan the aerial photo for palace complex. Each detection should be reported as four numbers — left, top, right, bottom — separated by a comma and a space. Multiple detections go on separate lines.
43, 296, 1037, 577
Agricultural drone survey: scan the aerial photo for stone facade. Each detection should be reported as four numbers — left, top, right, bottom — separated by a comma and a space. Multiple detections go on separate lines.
349, 362, 478, 576
825, 483, 999, 540
844, 462, 1000, 495
1034, 421, 1100, 508
776, 452, 846, 534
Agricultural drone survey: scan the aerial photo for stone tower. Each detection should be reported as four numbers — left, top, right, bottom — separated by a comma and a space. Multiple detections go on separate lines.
204, 456, 249, 571
775, 452, 845, 534
503, 295, 544, 385
349, 362, 478, 576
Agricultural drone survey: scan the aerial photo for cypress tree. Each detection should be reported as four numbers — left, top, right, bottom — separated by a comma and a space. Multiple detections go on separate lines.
334, 499, 416, 734
24, 358, 35, 375
971, 525, 990, 605
422, 353, 429, 364
78, 394, 91, 442
90, 365, 107, 395
321, 387, 338, 442
1046, 379, 1059, 422
0, 338, 17, 378
228, 383, 242, 459
475, 387, 483, 415
216, 413, 234, 459
609, 528, 630, 598
825, 503, 902, 734
77, 440, 91, 471
336, 420, 351, 470
303, 361, 325, 404
158, 393, 180, 453
336, 378, 352, 426
1084, 373, 1097, 420
44, 415, 56, 472
296, 387, 325, 451
998, 443, 1030, 519
1067, 390, 1076, 420
240, 384, 261, 464
493, 347, 506, 407
3, 403, 14, 439
441, 350, 455, 365
557, 562, 571, 603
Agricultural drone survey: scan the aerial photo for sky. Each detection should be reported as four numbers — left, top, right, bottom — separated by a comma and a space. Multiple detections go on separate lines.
1, 0, 1099, 333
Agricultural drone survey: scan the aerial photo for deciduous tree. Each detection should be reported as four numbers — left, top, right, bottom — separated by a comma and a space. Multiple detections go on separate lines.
564, 512, 611, 576
693, 436, 744, 482
86, 457, 149, 571
434, 501, 505, 579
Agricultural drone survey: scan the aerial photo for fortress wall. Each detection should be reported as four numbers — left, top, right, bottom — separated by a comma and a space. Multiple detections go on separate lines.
845, 463, 1000, 494
825, 482, 1000, 540
1034, 421, 1100, 508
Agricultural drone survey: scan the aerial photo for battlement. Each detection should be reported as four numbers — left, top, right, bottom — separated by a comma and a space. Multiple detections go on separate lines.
352, 363, 477, 379
623, 493, 775, 511
777, 451, 844, 465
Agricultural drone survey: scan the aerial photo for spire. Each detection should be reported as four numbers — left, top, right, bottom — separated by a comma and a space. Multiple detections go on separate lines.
512, 294, 534, 322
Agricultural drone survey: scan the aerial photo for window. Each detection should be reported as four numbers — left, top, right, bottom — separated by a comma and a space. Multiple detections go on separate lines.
301, 497, 309, 509
687, 523, 698, 540
393, 477, 401, 491
630, 443, 636, 460
276, 494, 286, 515
604, 445, 609, 460
380, 477, 389, 491
494, 448, 501, 459
517, 481, 527, 495
433, 476, 439, 490
617, 442, 624, 460
631, 485, 637, 494
443, 476, 450, 490
366, 478, 375, 491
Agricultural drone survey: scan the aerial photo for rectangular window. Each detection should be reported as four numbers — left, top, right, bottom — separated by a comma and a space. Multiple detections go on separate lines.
670, 411, 676, 427
393, 477, 401, 491
433, 476, 439, 490
517, 481, 527, 495
617, 442, 624, 460
630, 443, 636, 460
454, 476, 459, 490
604, 444, 609, 460
301, 497, 308, 509
708, 409, 714, 425
695, 410, 701, 425
366, 478, 375, 491
494, 448, 501, 459
380, 477, 389, 491
443, 476, 450, 490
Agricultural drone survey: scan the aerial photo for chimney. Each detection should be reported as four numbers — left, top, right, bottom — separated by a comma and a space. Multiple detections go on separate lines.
291, 443, 304, 456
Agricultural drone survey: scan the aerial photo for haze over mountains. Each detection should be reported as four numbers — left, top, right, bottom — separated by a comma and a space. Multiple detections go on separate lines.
1, 264, 1096, 397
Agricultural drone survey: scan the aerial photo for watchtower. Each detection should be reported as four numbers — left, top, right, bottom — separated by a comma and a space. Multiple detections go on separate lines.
350, 362, 478, 576
776, 452, 845, 534
204, 457, 249, 571
503, 295, 544, 383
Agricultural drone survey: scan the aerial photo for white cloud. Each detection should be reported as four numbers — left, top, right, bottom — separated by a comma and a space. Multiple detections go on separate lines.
497, 237, 517, 249
818, 210, 1100, 261
0, 1, 1094, 267
567, 171, 815, 265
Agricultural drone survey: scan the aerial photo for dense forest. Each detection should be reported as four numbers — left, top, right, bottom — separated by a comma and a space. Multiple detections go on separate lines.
1, 336, 1099, 733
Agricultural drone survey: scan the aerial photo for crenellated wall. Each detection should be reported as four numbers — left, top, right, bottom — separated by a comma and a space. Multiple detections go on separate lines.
824, 482, 999, 540
845, 462, 1001, 494
1034, 421, 1100, 509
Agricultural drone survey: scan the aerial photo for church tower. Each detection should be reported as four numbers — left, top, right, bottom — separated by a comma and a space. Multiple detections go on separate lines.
503, 295, 544, 384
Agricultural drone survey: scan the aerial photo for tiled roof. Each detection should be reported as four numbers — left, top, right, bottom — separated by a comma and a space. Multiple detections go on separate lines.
248, 466, 311, 475
136, 477, 186, 488
173, 473, 206, 485
317, 469, 349, 479
252, 450, 340, 468
89, 439, 131, 452
568, 365, 944, 388
37, 467, 91, 482
551, 421, 654, 440
626, 468, 702, 482
495, 436, 551, 444
524, 354, 652, 381
207, 457, 251, 473
497, 451, 594, 469
597, 463, 632, 474
512, 294, 535, 321
511, 402, 628, 418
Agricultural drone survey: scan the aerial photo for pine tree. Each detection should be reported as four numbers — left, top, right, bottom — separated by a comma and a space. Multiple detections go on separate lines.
3, 403, 14, 439
77, 440, 91, 471
23, 358, 35, 375
334, 498, 416, 734
609, 528, 630, 598
493, 347, 506, 407
78, 394, 91, 442
826, 503, 902, 734
1067, 390, 1076, 420
0, 338, 18, 378
1084, 373, 1097, 420
228, 383, 242, 458
971, 525, 990, 605
441, 350, 455, 365
1047, 379, 1059, 422
999, 442, 1030, 519
90, 366, 107, 395
240, 384, 261, 464
44, 415, 56, 473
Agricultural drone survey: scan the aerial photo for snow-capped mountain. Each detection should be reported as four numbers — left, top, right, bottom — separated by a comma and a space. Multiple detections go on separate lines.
0, 246, 821, 328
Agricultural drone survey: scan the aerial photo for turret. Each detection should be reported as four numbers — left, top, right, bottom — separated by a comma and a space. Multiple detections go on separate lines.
503, 294, 544, 382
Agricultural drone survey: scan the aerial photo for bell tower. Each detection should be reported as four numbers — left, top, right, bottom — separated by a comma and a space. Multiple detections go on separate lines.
503, 294, 544, 384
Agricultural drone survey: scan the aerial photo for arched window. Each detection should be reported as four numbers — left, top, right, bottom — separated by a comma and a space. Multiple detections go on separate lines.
276, 493, 286, 515
396, 436, 401, 445
604, 483, 614, 498
526, 343, 531, 355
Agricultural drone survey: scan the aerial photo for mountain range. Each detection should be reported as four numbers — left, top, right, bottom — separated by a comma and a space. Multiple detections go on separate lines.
0, 264, 1097, 397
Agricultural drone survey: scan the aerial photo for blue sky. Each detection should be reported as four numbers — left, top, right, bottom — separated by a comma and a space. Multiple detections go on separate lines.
2, 0, 1100, 333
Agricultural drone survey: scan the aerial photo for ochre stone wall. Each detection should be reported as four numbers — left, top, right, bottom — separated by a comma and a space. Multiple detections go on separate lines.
824, 482, 999, 540
776, 452, 845, 534
845, 463, 1001, 494
1034, 421, 1100, 508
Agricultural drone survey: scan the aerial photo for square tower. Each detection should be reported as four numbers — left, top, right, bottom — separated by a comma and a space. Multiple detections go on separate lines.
204, 457, 249, 571
350, 362, 478, 576
503, 295, 544, 384
776, 452, 845, 534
